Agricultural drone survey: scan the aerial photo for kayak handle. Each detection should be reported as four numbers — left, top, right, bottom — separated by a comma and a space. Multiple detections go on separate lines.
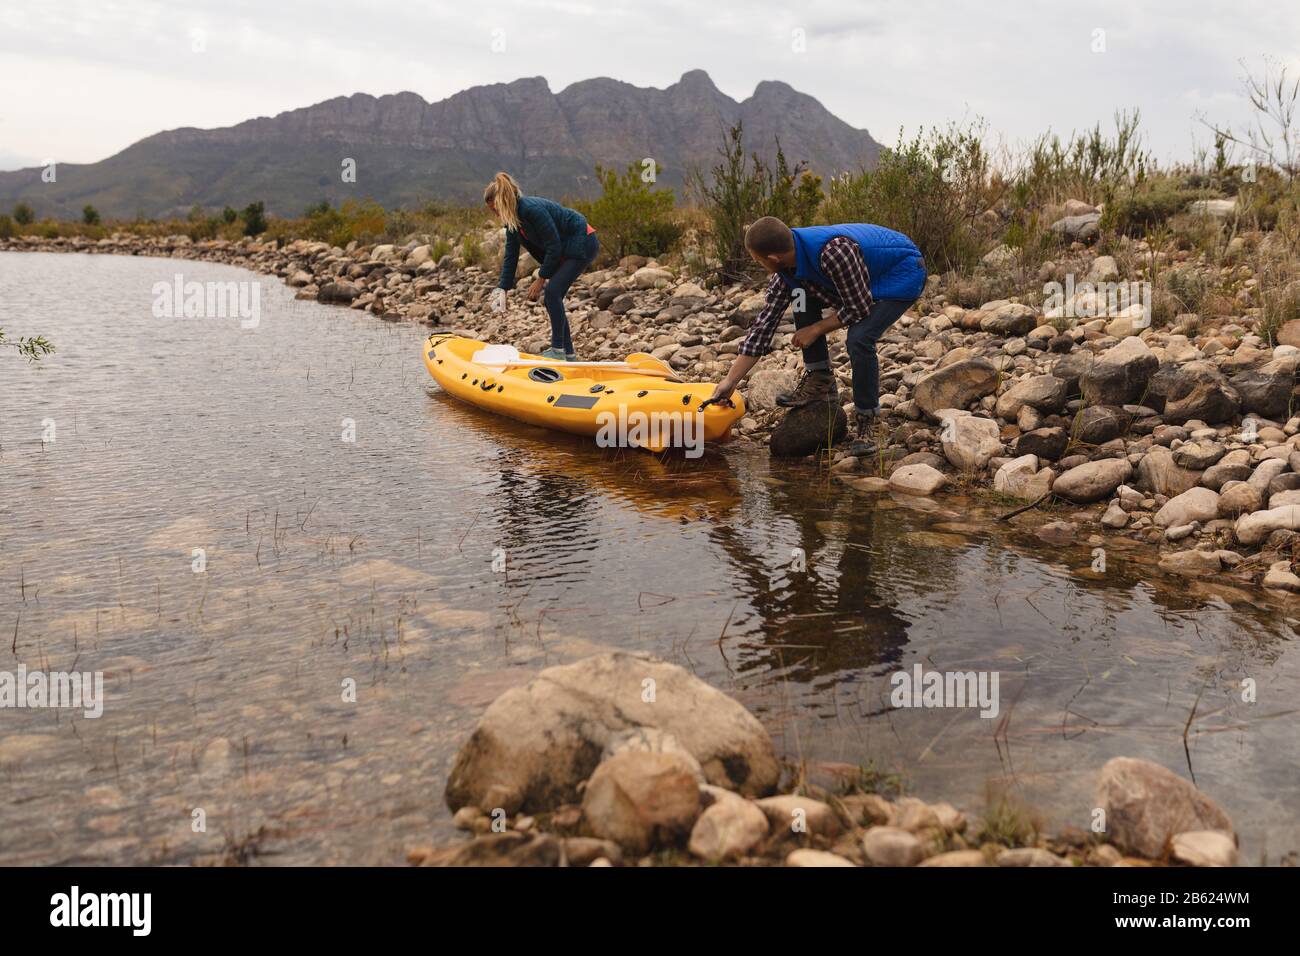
698, 397, 735, 411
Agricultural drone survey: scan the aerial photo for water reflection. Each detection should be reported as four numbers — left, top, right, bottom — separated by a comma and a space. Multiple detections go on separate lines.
1, 251, 1297, 866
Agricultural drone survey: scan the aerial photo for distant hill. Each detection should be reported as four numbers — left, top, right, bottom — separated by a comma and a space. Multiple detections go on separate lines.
0, 70, 881, 220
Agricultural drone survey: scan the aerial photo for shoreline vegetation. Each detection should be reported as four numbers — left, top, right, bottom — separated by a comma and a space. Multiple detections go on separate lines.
5, 73, 1299, 866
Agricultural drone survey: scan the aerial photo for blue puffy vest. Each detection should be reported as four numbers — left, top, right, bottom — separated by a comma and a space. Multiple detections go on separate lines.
785, 223, 926, 301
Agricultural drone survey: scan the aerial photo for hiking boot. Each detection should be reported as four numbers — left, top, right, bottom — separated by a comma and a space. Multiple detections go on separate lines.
539, 347, 566, 362
775, 369, 838, 408
844, 409, 881, 457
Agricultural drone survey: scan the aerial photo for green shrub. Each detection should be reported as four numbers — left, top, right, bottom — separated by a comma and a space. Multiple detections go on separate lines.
13, 202, 34, 225
461, 232, 483, 266
0, 214, 12, 239
241, 201, 267, 237
573, 161, 682, 261
431, 237, 453, 262
82, 205, 100, 225
690, 123, 823, 282
1101, 183, 1219, 236
821, 122, 991, 273
1012, 110, 1151, 209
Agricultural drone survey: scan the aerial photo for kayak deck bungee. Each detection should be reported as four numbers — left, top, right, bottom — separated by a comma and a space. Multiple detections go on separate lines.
423, 334, 745, 452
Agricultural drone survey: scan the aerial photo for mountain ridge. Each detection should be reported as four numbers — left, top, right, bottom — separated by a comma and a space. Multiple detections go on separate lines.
0, 70, 881, 219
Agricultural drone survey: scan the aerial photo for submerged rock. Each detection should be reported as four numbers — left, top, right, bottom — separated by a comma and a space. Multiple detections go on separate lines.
1095, 757, 1234, 858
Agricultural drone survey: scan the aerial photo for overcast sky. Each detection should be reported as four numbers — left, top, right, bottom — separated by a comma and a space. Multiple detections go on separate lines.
2, 0, 1297, 171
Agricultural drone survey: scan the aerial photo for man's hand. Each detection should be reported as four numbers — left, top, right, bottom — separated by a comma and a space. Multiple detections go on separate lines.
708, 381, 735, 404
790, 312, 844, 350
526, 277, 546, 302
790, 326, 823, 350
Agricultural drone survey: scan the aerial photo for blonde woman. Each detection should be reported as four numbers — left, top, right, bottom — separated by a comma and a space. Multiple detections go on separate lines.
484, 172, 598, 361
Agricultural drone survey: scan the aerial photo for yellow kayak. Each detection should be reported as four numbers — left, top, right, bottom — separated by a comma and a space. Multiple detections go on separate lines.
423, 334, 744, 453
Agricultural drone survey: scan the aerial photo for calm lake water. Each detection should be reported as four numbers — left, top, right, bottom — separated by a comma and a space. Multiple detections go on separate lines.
1, 251, 1297, 865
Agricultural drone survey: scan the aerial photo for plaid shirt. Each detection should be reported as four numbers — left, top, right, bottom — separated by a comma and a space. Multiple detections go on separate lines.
738, 236, 874, 357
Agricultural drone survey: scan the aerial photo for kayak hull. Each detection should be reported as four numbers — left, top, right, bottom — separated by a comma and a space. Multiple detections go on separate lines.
422, 334, 744, 452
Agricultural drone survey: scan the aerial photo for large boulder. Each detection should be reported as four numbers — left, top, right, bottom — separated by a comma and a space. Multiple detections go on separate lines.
912, 359, 1000, 419
1052, 351, 1094, 395
1137, 446, 1199, 497
1080, 337, 1158, 406
993, 455, 1054, 499
317, 280, 359, 304
1235, 505, 1300, 546
1052, 458, 1133, 503
1050, 212, 1101, 243
994, 374, 1069, 419
1016, 426, 1069, 461
444, 653, 780, 814
937, 410, 1003, 471
1095, 757, 1234, 858
1154, 487, 1220, 528
888, 463, 949, 496
1230, 357, 1297, 419
1074, 405, 1130, 444
1148, 361, 1240, 424
979, 302, 1039, 336
769, 401, 847, 458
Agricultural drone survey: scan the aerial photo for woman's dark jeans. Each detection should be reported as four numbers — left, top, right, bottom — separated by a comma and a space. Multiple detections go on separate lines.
543, 232, 600, 354
793, 296, 916, 413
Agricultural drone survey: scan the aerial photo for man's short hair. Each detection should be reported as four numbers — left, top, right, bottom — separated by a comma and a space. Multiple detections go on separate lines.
744, 216, 794, 256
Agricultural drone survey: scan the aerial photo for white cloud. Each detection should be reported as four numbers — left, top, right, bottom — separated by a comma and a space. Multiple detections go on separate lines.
1, 0, 1297, 170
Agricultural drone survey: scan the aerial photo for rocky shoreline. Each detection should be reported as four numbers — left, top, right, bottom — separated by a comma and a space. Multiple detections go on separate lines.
8, 225, 1300, 599
406, 652, 1239, 867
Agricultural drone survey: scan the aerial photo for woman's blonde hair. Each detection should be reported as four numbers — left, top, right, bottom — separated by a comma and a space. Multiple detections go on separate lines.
483, 172, 522, 232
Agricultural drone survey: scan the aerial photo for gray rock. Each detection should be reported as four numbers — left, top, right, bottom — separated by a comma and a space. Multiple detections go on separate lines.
888, 463, 949, 496
937, 410, 1003, 471
1171, 830, 1238, 867
1236, 505, 1300, 546
687, 795, 768, 861
1159, 549, 1224, 576
317, 280, 360, 303
1149, 361, 1241, 424
1137, 446, 1199, 497
1095, 757, 1234, 858
995, 374, 1069, 419
1154, 487, 1219, 528
912, 359, 1000, 419
1080, 337, 1158, 407
997, 847, 1072, 867
1050, 212, 1101, 242
770, 400, 847, 458
1016, 427, 1069, 460
861, 826, 924, 867
1172, 440, 1225, 470
1230, 357, 1297, 418
581, 750, 701, 854
786, 849, 856, 867
1053, 458, 1133, 503
1074, 405, 1130, 444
